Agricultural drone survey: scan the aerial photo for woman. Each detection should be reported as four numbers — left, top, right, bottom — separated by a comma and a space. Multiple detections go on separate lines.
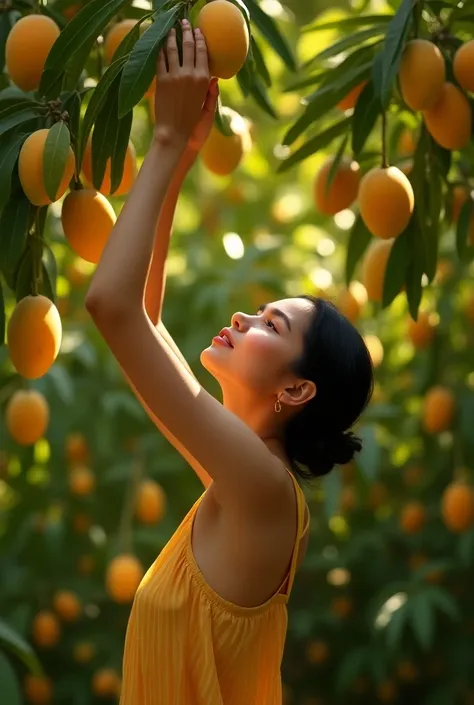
86, 20, 374, 705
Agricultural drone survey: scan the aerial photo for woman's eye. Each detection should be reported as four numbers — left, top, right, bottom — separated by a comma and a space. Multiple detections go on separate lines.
265, 319, 277, 331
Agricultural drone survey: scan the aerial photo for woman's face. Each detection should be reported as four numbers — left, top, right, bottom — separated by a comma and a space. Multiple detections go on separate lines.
200, 297, 315, 399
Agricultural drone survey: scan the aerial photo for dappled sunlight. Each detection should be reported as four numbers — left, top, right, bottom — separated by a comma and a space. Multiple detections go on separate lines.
0, 0, 473, 703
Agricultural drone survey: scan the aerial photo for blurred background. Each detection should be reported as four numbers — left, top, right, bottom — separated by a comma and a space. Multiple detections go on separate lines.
1, 0, 474, 704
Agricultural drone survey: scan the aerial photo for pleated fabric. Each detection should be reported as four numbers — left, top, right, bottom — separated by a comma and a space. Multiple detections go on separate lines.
119, 470, 309, 705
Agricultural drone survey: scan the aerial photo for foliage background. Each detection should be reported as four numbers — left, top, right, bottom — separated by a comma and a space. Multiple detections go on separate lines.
1, 0, 474, 703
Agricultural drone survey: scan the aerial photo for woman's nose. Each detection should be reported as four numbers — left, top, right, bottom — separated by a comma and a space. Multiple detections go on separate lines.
231, 312, 250, 331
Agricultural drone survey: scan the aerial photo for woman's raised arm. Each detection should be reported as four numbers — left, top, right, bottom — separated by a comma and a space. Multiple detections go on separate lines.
86, 22, 288, 513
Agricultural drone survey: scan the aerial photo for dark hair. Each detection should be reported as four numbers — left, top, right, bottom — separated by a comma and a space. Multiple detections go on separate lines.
283, 296, 374, 481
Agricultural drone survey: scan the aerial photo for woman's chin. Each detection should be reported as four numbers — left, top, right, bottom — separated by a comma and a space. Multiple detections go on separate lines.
200, 346, 219, 369
200, 346, 229, 378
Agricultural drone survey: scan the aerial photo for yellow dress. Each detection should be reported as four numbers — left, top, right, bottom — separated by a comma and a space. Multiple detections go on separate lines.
120, 471, 309, 705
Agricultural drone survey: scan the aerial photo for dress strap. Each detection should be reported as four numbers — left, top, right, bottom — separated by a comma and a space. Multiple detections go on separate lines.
281, 470, 308, 599
302, 510, 310, 537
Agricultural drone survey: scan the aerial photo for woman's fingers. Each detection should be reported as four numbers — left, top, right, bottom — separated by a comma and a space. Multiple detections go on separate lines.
194, 28, 209, 74
208, 77, 219, 97
181, 19, 195, 67
157, 47, 166, 77
166, 28, 179, 73
203, 78, 219, 112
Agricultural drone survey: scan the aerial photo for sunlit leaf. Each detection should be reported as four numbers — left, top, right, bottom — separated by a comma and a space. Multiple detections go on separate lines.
118, 5, 182, 118
0, 652, 22, 705
0, 619, 42, 675
245, 0, 296, 71
377, 0, 413, 107
278, 117, 351, 172
352, 79, 382, 156
43, 121, 71, 202
382, 223, 413, 308
345, 214, 372, 285
40, 0, 130, 98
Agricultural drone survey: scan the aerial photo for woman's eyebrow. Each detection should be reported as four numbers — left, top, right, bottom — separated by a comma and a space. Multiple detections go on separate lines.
257, 303, 292, 331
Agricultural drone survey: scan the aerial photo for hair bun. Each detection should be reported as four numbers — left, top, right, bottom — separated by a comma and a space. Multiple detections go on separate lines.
299, 430, 362, 477
332, 430, 362, 463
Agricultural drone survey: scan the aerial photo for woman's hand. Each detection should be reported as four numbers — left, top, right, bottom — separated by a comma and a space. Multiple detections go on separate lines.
187, 76, 219, 153
154, 20, 213, 150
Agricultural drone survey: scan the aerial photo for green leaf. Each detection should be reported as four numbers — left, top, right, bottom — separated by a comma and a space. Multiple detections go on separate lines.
325, 135, 349, 195
91, 79, 120, 190
251, 36, 271, 87
42, 121, 71, 202
382, 224, 413, 308
248, 78, 278, 119
226, 0, 251, 22
0, 618, 42, 675
77, 56, 127, 171
410, 593, 435, 650
277, 117, 351, 173
227, 0, 252, 66
40, 0, 131, 99
456, 199, 474, 262
62, 32, 97, 92
0, 13, 13, 74
214, 97, 234, 137
0, 192, 32, 289
0, 651, 22, 705
282, 86, 337, 145
38, 2, 68, 29
424, 586, 460, 621
236, 50, 256, 98
345, 214, 372, 286
405, 212, 425, 319
0, 132, 29, 212
312, 26, 386, 62
352, 80, 382, 156
0, 87, 34, 110
284, 61, 372, 146
46, 363, 75, 405
110, 109, 133, 194
405, 266, 422, 320
386, 602, 409, 650
109, 15, 147, 63
15, 247, 55, 302
378, 0, 413, 108
190, 0, 207, 24
0, 101, 46, 139
282, 70, 325, 93
118, 6, 182, 118
60, 91, 82, 152
303, 13, 393, 32
433, 143, 451, 179
306, 45, 377, 86
0, 277, 4, 346
245, 0, 296, 71
42, 241, 58, 299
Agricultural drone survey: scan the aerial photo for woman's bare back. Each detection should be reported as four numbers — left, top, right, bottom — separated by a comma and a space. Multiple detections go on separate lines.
190, 477, 309, 608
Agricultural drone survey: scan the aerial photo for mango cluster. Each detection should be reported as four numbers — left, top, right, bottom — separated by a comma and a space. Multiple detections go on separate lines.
314, 37, 474, 303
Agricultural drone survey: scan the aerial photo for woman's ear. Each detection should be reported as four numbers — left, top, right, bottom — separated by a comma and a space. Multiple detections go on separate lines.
281, 380, 316, 408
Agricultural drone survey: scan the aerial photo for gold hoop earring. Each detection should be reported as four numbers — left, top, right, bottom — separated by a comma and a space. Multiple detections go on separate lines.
275, 398, 282, 414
